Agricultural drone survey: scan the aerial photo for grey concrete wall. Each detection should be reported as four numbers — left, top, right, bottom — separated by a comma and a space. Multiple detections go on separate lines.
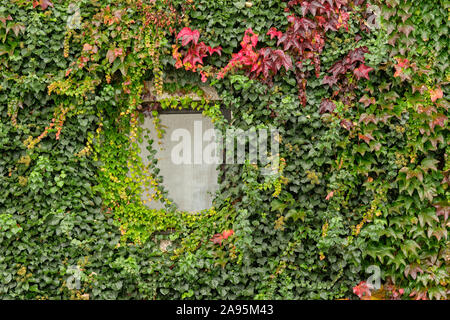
138, 113, 219, 212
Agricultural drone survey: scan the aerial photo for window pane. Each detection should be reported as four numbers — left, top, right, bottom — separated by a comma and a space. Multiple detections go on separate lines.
139, 113, 219, 212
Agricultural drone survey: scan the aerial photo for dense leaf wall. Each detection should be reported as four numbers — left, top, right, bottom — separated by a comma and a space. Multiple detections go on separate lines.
0, 0, 447, 300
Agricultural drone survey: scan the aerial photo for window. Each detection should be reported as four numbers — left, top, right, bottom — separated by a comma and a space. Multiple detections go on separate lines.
138, 82, 227, 212
139, 110, 221, 212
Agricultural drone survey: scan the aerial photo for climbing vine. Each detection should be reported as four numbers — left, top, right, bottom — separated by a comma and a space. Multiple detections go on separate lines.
0, 0, 447, 300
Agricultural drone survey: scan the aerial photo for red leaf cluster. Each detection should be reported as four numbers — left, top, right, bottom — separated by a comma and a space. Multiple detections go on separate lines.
393, 57, 412, 81
210, 229, 234, 245
318, 99, 336, 114
216, 0, 360, 106
271, 0, 354, 105
173, 27, 222, 82
353, 281, 372, 299
354, 64, 374, 80
433, 202, 449, 222
429, 87, 443, 103
323, 47, 371, 87
33, 0, 53, 10
176, 27, 200, 46
171, 0, 371, 107
218, 29, 292, 81
141, 0, 189, 34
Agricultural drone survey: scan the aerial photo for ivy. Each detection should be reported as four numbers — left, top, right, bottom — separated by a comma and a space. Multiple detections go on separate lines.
0, 0, 447, 300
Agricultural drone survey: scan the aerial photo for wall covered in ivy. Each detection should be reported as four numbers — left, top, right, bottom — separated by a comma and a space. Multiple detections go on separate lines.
0, 0, 448, 300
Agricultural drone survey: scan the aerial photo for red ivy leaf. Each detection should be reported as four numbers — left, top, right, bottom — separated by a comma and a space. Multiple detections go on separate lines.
353, 64, 373, 80
433, 202, 449, 222
359, 113, 378, 125
33, 0, 53, 10
353, 281, 371, 299
347, 47, 368, 65
176, 27, 200, 46
417, 105, 437, 116
287, 15, 316, 33
277, 30, 302, 51
183, 47, 205, 68
358, 133, 374, 144
359, 95, 376, 107
207, 46, 222, 56
429, 87, 443, 103
340, 119, 353, 131
325, 191, 334, 200
409, 289, 428, 300
322, 75, 338, 87
242, 28, 258, 47
404, 264, 424, 280
300, 1, 324, 17
328, 61, 347, 78
83, 43, 93, 52
210, 234, 223, 245
106, 49, 116, 64
267, 27, 282, 40
222, 229, 234, 239
258, 48, 293, 76
0, 15, 12, 27
319, 99, 336, 114
441, 170, 450, 185
398, 24, 415, 37
429, 114, 447, 132
210, 229, 234, 245
412, 84, 427, 94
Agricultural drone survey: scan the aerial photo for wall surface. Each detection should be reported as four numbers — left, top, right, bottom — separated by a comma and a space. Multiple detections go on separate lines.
139, 113, 219, 212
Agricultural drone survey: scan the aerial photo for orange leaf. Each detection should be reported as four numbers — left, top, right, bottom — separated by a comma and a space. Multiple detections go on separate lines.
429, 87, 443, 103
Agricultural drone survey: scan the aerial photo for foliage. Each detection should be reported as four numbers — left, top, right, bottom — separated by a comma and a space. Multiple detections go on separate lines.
0, 0, 448, 300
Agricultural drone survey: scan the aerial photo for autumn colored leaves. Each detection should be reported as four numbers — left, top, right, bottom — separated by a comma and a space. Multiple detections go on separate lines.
173, 0, 372, 110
